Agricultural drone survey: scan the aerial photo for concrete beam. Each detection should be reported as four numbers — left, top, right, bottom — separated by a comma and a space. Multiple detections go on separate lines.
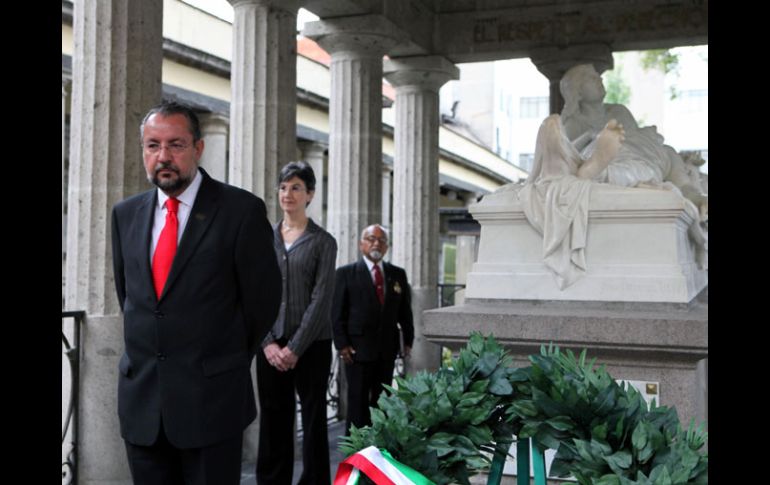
435, 1, 708, 63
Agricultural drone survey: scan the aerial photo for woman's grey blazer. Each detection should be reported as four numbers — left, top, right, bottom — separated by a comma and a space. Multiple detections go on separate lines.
262, 218, 337, 357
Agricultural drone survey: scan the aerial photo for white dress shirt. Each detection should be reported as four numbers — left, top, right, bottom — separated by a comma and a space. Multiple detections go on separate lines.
150, 169, 203, 262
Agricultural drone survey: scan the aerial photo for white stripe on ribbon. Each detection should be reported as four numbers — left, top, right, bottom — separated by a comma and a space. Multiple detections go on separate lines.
356, 446, 415, 485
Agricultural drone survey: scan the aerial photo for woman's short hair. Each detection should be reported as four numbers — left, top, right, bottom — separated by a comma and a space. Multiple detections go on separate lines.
278, 161, 316, 192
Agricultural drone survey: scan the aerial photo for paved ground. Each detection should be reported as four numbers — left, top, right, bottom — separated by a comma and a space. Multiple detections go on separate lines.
240, 420, 347, 485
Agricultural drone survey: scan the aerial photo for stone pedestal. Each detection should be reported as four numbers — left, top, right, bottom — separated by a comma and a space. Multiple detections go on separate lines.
424, 295, 708, 426
424, 182, 708, 427
466, 184, 707, 303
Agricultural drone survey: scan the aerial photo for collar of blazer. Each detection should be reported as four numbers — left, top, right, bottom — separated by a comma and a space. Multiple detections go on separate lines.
273, 218, 321, 253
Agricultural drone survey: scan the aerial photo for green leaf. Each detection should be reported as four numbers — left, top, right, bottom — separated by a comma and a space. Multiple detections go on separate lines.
472, 352, 499, 378
518, 421, 541, 438
632, 422, 648, 452
595, 475, 622, 485
649, 464, 673, 485
546, 416, 576, 432
468, 379, 489, 393
592, 422, 608, 441
604, 450, 632, 475
489, 373, 513, 395
466, 424, 493, 446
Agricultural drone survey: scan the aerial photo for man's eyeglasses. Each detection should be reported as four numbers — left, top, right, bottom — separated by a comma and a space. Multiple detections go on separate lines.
278, 185, 307, 194
363, 236, 388, 245
142, 142, 191, 155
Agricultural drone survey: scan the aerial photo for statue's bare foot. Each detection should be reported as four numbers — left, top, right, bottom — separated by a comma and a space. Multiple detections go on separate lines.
594, 119, 625, 162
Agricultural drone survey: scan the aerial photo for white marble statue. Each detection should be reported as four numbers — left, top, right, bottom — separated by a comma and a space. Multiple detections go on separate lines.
519, 114, 624, 289
560, 64, 708, 219
559, 63, 707, 269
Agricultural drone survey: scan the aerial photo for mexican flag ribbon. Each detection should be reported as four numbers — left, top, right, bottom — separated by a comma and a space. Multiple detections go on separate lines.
334, 446, 435, 485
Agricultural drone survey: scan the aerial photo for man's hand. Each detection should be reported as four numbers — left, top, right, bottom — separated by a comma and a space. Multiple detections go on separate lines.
339, 346, 356, 365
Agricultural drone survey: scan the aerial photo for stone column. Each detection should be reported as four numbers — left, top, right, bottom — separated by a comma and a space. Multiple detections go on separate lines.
228, 0, 300, 222
303, 16, 404, 265
66, 1, 163, 483
529, 44, 613, 114
198, 112, 229, 182
299, 140, 327, 226
63, 76, 70, 299
381, 165, 392, 230
384, 56, 459, 373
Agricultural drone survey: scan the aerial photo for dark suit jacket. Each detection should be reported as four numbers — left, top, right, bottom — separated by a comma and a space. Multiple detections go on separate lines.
111, 168, 281, 448
332, 259, 414, 362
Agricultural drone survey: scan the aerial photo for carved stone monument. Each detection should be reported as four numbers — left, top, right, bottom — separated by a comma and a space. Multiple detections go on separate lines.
424, 70, 707, 428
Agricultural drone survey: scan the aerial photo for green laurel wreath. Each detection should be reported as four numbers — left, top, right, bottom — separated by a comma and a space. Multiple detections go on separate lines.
341, 333, 707, 485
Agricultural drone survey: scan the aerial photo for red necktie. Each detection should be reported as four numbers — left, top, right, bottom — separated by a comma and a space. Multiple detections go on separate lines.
372, 264, 384, 305
152, 198, 179, 298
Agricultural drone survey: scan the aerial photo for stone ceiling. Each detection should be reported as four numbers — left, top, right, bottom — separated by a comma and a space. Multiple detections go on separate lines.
303, 0, 708, 63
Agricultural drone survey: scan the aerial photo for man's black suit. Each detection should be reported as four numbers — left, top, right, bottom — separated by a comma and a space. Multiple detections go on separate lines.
332, 259, 414, 431
111, 169, 281, 453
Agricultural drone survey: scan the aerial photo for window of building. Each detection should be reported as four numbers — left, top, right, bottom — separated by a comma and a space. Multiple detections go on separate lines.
519, 96, 549, 119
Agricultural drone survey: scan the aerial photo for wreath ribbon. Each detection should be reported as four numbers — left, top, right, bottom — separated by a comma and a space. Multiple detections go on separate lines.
334, 446, 435, 485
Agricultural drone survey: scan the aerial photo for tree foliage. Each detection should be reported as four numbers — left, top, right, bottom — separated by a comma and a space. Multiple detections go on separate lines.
603, 65, 631, 106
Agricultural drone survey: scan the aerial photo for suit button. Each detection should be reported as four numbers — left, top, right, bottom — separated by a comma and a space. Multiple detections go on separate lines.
157, 353, 166, 361
154, 310, 164, 319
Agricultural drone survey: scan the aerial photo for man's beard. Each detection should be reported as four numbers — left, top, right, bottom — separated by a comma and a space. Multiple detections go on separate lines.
149, 163, 191, 193
369, 249, 383, 261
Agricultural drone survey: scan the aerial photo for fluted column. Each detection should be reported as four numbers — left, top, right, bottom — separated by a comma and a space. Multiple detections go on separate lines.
66, 0, 163, 482
384, 56, 459, 373
381, 165, 392, 230
529, 44, 613, 114
199, 112, 229, 182
63, 76, 70, 298
299, 140, 327, 226
303, 16, 404, 265
228, 0, 300, 222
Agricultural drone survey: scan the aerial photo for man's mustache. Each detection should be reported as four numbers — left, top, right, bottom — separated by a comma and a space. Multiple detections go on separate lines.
154, 162, 179, 174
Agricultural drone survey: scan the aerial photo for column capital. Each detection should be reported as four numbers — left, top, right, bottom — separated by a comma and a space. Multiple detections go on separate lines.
529, 43, 614, 80
228, 0, 301, 12
199, 112, 229, 132
302, 15, 405, 59
298, 139, 327, 157
384, 56, 459, 93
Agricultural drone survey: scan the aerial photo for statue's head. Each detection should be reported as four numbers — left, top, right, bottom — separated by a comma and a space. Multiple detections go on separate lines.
560, 64, 605, 119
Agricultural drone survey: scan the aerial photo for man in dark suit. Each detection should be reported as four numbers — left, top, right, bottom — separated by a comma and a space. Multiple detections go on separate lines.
111, 102, 281, 484
332, 224, 414, 433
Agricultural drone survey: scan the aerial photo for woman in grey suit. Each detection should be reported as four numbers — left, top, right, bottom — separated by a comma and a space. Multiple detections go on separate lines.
256, 161, 338, 485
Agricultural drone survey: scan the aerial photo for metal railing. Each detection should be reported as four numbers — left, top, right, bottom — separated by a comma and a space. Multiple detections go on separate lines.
62, 310, 84, 485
